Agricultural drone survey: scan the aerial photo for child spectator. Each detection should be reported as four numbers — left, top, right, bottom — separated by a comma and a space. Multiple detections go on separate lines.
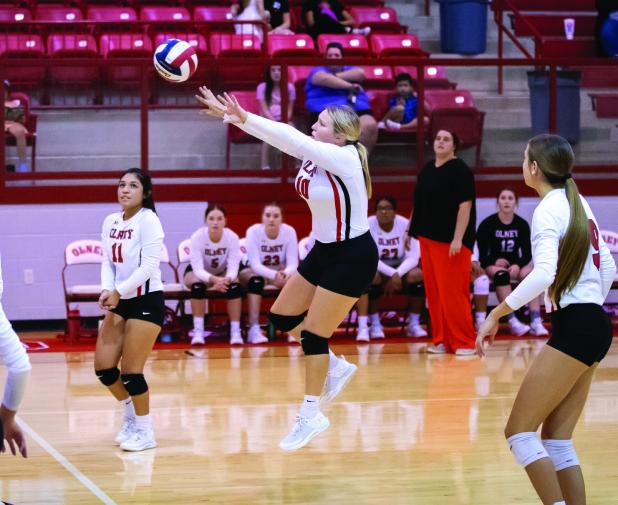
256, 65, 296, 170
378, 72, 430, 131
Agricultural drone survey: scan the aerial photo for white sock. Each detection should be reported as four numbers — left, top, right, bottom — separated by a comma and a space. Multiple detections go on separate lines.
553, 502, 566, 505
193, 316, 204, 333
135, 413, 151, 431
300, 395, 320, 418
121, 397, 135, 420
230, 321, 240, 332
357, 315, 368, 330
476, 312, 486, 321
369, 313, 380, 325
408, 313, 420, 326
250, 323, 261, 331
328, 349, 339, 370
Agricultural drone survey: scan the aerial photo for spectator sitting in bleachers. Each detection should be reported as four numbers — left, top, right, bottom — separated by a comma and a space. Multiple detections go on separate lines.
476, 187, 549, 337
305, 42, 378, 153
377, 72, 430, 131
232, 0, 267, 41
238, 202, 298, 344
257, 65, 296, 170
184, 204, 244, 346
265, 0, 293, 34
356, 196, 427, 342
302, 0, 370, 38
3, 80, 28, 173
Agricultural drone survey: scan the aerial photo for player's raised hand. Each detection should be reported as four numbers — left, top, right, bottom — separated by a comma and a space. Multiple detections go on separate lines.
220, 92, 248, 124
196, 86, 226, 118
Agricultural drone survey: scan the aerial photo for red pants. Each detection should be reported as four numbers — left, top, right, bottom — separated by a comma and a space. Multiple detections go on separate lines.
420, 237, 475, 352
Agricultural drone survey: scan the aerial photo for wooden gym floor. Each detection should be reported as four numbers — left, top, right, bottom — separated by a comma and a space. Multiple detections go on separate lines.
1, 339, 617, 504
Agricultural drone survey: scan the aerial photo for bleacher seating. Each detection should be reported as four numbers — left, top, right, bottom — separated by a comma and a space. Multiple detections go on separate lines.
394, 65, 455, 90
317, 34, 370, 57
34, 6, 82, 21
0, 6, 31, 23
226, 90, 261, 169
86, 6, 138, 22
267, 34, 315, 57
99, 33, 153, 88
0, 34, 46, 89
590, 94, 618, 118
369, 34, 426, 57
349, 6, 402, 33
139, 6, 191, 22
360, 65, 394, 89
47, 34, 100, 89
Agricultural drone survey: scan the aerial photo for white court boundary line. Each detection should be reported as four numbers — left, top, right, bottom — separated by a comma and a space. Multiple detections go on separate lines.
17, 417, 117, 505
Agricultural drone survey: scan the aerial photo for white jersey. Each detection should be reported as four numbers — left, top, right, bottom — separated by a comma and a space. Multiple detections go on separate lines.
245, 223, 299, 280
101, 208, 164, 299
189, 227, 241, 282
0, 253, 32, 412
506, 189, 617, 312
369, 215, 420, 277
238, 113, 370, 243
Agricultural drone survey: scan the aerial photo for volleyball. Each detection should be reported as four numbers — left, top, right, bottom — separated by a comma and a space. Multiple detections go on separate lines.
153, 38, 198, 83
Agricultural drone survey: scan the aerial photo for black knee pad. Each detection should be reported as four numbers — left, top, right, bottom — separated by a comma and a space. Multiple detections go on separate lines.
226, 282, 243, 300
300, 330, 330, 356
121, 373, 149, 396
406, 282, 425, 297
494, 270, 511, 287
368, 283, 383, 300
268, 311, 306, 332
191, 282, 207, 300
247, 276, 265, 295
95, 367, 120, 386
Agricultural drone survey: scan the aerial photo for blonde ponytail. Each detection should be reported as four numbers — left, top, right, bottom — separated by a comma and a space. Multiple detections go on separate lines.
326, 104, 372, 199
527, 134, 589, 304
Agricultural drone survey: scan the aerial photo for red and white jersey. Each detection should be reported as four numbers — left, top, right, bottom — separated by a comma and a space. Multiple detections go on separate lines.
189, 227, 241, 282
237, 113, 370, 243
101, 208, 164, 299
506, 189, 617, 312
369, 215, 420, 277
245, 223, 299, 280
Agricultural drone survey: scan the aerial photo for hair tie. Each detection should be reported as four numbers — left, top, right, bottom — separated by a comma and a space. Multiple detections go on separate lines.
346, 140, 359, 146
563, 173, 572, 181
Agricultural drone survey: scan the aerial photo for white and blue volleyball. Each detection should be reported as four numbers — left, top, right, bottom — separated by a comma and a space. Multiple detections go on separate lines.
153, 38, 198, 83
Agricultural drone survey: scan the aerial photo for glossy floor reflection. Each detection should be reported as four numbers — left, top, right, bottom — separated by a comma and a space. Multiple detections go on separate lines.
2, 339, 617, 504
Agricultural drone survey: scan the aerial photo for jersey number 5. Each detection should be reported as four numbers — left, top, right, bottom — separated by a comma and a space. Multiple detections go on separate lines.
111, 243, 123, 263
589, 219, 600, 270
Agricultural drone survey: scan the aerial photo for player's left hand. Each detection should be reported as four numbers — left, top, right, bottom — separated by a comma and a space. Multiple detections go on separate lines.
475, 314, 499, 357
449, 238, 462, 257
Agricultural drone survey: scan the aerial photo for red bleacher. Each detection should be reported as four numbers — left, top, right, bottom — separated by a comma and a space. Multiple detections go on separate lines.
86, 6, 138, 21
369, 34, 426, 57
349, 6, 402, 33
317, 34, 371, 57
267, 34, 315, 57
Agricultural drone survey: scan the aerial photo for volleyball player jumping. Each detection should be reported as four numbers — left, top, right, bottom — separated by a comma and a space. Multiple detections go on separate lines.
197, 87, 378, 451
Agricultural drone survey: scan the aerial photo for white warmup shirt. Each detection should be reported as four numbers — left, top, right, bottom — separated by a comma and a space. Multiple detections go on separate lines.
0, 254, 31, 412
101, 208, 165, 299
189, 227, 241, 282
506, 189, 617, 312
236, 113, 370, 243
245, 223, 299, 281
369, 215, 420, 277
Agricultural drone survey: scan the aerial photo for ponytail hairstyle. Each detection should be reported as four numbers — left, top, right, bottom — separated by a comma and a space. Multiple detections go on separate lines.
527, 134, 587, 304
326, 104, 372, 198
121, 168, 156, 214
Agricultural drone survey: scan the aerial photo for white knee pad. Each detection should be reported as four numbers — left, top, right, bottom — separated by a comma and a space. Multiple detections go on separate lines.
542, 439, 580, 471
473, 274, 490, 296
507, 432, 549, 468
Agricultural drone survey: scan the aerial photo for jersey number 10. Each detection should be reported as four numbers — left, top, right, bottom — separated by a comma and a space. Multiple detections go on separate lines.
295, 177, 309, 199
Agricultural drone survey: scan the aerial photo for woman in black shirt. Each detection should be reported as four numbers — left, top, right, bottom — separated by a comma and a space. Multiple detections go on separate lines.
408, 130, 476, 355
476, 188, 548, 337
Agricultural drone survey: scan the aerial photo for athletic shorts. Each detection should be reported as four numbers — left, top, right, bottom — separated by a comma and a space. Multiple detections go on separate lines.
111, 291, 165, 327
548, 303, 613, 366
298, 231, 378, 298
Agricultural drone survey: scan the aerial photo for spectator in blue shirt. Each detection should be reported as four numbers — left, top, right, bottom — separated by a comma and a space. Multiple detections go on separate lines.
305, 42, 378, 152
378, 72, 430, 131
